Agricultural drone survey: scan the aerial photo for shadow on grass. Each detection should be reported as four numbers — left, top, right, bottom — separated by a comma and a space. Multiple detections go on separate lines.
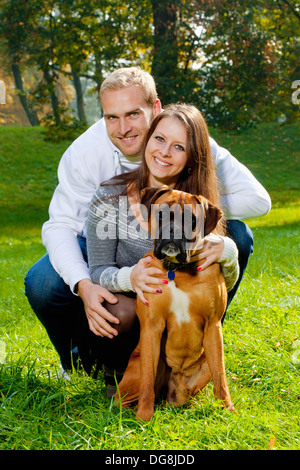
1, 203, 49, 233
0, 353, 110, 421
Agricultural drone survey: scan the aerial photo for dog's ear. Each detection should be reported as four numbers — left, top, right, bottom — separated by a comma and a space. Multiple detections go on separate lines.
149, 185, 170, 205
204, 200, 223, 236
141, 185, 171, 213
194, 196, 223, 236
140, 187, 159, 208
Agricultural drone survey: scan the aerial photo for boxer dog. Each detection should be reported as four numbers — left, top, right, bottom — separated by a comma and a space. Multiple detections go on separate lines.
115, 187, 234, 422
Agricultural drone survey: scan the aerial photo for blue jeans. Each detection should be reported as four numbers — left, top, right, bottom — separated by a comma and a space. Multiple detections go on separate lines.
225, 220, 254, 308
24, 236, 88, 370
24, 221, 253, 370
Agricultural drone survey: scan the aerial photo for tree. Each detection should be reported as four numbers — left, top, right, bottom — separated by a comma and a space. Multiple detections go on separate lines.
196, 0, 278, 128
254, 0, 300, 121
0, 0, 40, 125
149, 0, 299, 128
150, 1, 203, 105
151, 0, 179, 103
1, 0, 298, 129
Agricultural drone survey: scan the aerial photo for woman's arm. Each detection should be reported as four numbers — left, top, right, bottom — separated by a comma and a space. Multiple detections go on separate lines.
87, 189, 126, 292
196, 234, 239, 291
87, 188, 166, 303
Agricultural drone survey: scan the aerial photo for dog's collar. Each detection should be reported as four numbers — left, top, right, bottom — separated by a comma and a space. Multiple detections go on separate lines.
163, 259, 194, 280
167, 270, 176, 281
162, 244, 204, 279
163, 259, 188, 272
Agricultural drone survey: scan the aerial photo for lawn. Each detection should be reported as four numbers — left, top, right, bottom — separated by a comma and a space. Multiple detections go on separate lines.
0, 122, 299, 451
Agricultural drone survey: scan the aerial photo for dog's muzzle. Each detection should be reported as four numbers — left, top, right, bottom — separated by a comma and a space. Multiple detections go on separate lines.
153, 219, 189, 266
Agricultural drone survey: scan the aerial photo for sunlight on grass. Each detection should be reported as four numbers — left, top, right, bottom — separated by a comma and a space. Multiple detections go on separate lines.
247, 203, 300, 229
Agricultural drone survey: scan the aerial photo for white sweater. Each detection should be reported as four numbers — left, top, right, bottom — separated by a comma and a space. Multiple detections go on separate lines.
42, 118, 271, 292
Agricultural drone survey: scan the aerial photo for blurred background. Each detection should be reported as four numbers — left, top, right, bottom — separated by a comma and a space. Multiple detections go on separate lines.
0, 0, 299, 133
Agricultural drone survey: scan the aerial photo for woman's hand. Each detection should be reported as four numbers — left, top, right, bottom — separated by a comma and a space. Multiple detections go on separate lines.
130, 256, 167, 305
196, 233, 225, 271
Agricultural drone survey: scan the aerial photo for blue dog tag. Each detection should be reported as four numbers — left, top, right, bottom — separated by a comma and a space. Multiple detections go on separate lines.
167, 270, 175, 281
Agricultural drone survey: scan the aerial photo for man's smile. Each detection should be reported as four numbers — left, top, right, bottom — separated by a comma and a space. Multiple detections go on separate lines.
117, 135, 138, 143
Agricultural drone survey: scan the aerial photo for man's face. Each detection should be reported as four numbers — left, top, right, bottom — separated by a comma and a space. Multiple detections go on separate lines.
101, 86, 161, 160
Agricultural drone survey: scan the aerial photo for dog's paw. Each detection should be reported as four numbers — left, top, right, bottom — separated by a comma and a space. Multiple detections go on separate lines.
227, 403, 237, 414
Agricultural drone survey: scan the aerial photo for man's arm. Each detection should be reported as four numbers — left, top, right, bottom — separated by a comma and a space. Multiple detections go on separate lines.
210, 137, 271, 220
42, 120, 117, 292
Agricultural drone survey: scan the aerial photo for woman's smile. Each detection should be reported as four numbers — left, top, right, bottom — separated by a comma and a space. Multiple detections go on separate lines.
153, 156, 172, 168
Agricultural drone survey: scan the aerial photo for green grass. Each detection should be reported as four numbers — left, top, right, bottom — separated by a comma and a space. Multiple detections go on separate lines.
0, 122, 299, 450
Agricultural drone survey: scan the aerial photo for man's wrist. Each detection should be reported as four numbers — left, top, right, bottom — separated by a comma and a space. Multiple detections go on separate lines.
75, 278, 92, 297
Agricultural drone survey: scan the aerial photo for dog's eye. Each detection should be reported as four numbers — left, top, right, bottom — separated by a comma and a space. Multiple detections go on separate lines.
191, 214, 197, 231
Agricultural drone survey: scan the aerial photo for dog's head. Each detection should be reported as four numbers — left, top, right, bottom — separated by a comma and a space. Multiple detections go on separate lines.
144, 187, 223, 267
164, 349, 210, 407
166, 367, 204, 407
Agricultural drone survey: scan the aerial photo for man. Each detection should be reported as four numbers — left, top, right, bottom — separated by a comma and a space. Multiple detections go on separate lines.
25, 66, 271, 376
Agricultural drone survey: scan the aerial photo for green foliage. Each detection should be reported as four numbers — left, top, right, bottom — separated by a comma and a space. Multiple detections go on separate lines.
189, 0, 300, 129
0, 123, 299, 450
1, 0, 299, 130
42, 116, 88, 142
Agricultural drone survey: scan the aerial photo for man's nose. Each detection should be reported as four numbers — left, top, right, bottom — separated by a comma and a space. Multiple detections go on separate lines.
118, 118, 132, 135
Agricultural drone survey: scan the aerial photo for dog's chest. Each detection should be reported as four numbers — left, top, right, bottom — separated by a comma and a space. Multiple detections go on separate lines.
168, 281, 191, 325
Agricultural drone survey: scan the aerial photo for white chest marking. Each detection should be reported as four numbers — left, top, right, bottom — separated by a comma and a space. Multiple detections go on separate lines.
169, 281, 191, 325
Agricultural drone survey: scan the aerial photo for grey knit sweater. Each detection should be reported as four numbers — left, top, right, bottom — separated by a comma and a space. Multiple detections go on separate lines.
86, 184, 239, 292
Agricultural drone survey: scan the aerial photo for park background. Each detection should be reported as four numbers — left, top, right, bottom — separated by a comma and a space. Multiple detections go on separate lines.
0, 0, 299, 450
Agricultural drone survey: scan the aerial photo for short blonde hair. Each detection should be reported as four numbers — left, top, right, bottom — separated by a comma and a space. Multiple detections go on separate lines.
99, 66, 158, 107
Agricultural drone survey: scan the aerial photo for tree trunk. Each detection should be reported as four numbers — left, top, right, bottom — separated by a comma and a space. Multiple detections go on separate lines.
150, 0, 179, 104
71, 66, 87, 124
11, 63, 40, 126
43, 67, 61, 126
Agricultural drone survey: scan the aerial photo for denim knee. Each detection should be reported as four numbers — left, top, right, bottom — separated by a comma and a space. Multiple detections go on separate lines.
24, 254, 71, 313
226, 220, 254, 260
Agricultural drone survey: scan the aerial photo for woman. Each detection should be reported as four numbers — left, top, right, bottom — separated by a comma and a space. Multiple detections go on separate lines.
84, 104, 239, 392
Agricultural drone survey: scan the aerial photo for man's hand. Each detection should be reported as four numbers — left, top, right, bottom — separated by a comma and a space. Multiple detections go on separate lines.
77, 278, 119, 339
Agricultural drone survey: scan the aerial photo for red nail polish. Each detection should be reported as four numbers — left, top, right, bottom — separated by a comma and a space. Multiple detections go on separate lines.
197, 266, 202, 271
156, 289, 162, 293
163, 280, 168, 284
145, 301, 149, 305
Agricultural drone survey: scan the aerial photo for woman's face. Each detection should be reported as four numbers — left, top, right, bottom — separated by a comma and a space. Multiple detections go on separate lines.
145, 116, 188, 188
